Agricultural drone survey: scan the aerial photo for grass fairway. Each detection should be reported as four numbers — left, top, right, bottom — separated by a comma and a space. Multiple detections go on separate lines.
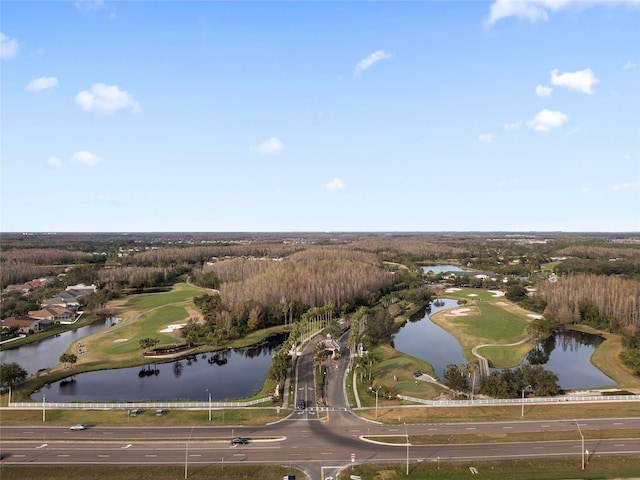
431, 289, 538, 366
348, 456, 640, 479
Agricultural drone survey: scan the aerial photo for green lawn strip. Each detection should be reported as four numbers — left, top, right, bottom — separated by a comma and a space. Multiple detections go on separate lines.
0, 406, 286, 427
367, 428, 640, 445
355, 402, 640, 423
0, 465, 300, 480
349, 457, 640, 480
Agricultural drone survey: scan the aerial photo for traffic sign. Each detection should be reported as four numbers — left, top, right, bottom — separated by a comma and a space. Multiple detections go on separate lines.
350, 453, 355, 463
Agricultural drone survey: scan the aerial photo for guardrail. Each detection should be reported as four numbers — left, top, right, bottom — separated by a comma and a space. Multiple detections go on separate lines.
397, 394, 640, 405
8, 396, 274, 409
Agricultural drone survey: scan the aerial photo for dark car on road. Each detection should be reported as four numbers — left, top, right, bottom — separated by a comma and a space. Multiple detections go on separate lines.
231, 437, 248, 445
297, 399, 305, 409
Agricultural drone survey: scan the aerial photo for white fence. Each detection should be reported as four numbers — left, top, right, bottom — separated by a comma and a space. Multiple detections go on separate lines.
397, 394, 640, 406
8, 396, 274, 409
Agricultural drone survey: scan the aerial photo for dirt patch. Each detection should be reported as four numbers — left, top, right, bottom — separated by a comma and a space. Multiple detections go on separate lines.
376, 470, 398, 480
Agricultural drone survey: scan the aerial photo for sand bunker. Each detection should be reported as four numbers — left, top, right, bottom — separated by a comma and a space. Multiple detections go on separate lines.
160, 324, 185, 333
496, 301, 509, 306
468, 293, 478, 297
445, 288, 462, 293
113, 338, 128, 343
527, 313, 544, 319
445, 308, 471, 317
488, 290, 505, 297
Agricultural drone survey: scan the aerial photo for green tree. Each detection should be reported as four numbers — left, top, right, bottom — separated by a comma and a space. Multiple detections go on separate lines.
0, 362, 28, 386
443, 364, 469, 394
59, 353, 78, 370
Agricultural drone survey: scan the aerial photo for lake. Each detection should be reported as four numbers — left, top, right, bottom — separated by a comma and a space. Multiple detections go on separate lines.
31, 335, 284, 402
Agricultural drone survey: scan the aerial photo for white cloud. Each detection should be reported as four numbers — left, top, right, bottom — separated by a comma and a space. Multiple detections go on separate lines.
612, 182, 636, 191
486, 0, 640, 26
623, 60, 636, 70
75, 83, 141, 114
71, 151, 100, 166
478, 133, 493, 144
325, 177, 346, 191
535, 84, 553, 97
75, 0, 106, 11
0, 32, 19, 60
355, 50, 391, 75
47, 156, 63, 169
504, 120, 522, 130
550, 68, 599, 94
527, 109, 568, 131
27, 76, 59, 93
253, 137, 283, 155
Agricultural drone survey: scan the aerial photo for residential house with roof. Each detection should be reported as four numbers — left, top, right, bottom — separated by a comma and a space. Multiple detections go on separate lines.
1, 315, 55, 334
28, 306, 73, 323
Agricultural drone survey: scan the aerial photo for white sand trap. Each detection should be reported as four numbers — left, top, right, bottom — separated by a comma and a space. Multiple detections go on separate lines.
496, 301, 509, 306
445, 308, 471, 316
527, 313, 544, 319
468, 293, 478, 297
488, 290, 505, 297
445, 288, 462, 292
113, 338, 128, 343
160, 324, 185, 333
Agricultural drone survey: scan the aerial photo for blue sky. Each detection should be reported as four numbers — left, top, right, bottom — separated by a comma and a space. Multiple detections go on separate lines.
1, 0, 638, 232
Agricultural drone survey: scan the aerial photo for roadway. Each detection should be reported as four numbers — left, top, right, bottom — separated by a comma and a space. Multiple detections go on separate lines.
2, 331, 640, 479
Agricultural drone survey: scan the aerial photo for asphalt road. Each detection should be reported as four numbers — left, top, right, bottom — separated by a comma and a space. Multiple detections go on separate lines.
2, 332, 640, 480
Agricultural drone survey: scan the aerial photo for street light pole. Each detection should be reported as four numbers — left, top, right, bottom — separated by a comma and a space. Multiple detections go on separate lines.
404, 422, 409, 476
370, 386, 379, 418
576, 420, 585, 470
42, 394, 46, 422
184, 425, 195, 479
206, 389, 211, 422
521, 385, 531, 417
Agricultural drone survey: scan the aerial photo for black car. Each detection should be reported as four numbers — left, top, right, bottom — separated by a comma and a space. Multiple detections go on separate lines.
297, 399, 305, 410
231, 437, 248, 445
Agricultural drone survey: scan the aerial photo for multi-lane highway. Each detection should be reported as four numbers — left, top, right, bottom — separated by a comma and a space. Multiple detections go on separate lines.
2, 333, 639, 479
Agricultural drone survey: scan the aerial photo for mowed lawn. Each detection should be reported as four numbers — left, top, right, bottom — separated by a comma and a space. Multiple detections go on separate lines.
431, 289, 532, 364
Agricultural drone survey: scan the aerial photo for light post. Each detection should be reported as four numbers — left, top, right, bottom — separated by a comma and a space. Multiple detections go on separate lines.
370, 386, 380, 418
42, 394, 46, 422
184, 425, 195, 479
206, 389, 211, 422
576, 419, 585, 470
521, 385, 531, 417
404, 422, 410, 476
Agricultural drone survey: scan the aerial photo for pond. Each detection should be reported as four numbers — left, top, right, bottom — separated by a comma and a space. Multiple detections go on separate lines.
30, 335, 285, 402
392, 298, 467, 378
519, 330, 615, 390
0, 317, 121, 374
393, 297, 616, 389
422, 264, 470, 274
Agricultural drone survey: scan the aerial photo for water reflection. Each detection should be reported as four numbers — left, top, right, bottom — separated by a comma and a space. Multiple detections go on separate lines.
32, 334, 286, 402
520, 330, 614, 390
392, 299, 467, 378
